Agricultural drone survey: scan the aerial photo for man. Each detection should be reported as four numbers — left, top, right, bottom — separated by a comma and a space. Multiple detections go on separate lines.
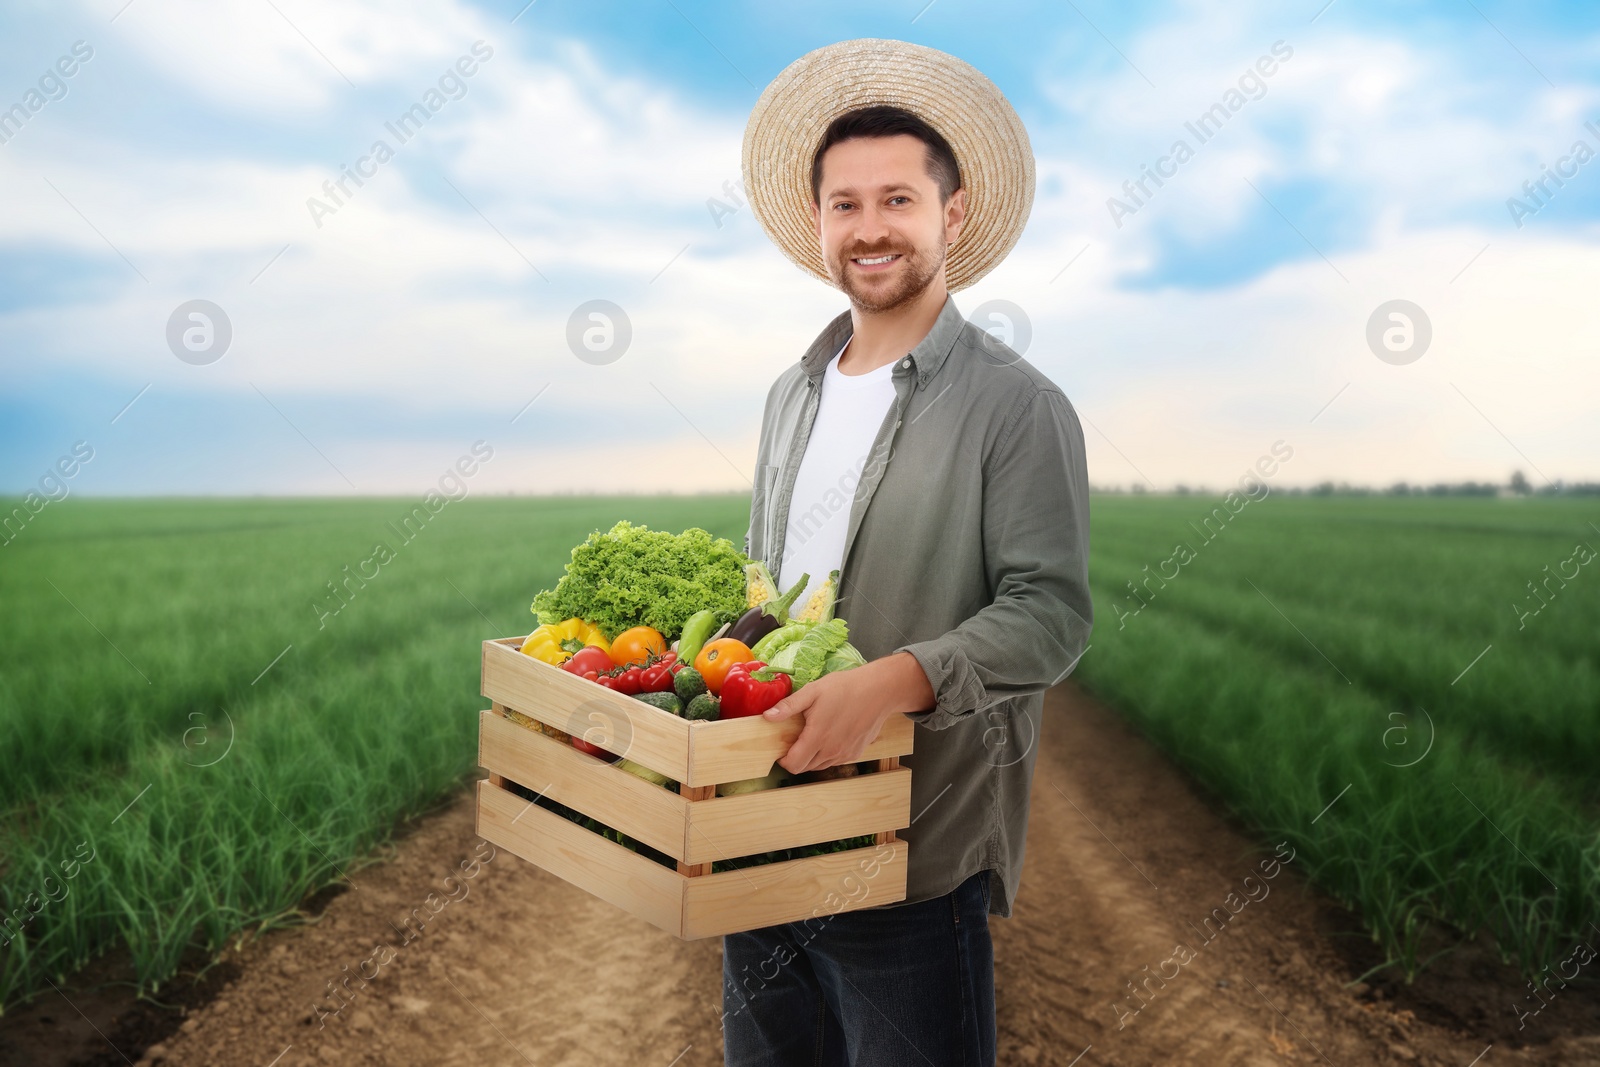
726, 39, 1093, 1066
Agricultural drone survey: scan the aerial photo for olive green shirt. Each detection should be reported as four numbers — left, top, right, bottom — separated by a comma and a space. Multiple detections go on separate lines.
746, 292, 1094, 918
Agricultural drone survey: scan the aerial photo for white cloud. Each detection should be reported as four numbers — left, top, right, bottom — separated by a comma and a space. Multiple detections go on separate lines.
96, 0, 496, 109
5, 0, 1597, 494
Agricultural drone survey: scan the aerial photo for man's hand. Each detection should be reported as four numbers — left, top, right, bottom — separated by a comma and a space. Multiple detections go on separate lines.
762, 651, 935, 775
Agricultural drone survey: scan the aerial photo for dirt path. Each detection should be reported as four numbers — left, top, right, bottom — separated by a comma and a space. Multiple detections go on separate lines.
13, 682, 1598, 1066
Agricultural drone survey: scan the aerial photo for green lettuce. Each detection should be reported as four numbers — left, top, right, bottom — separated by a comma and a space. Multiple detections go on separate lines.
530, 520, 750, 641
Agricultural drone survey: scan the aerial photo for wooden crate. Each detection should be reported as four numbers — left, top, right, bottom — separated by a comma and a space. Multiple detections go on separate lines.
475, 637, 913, 939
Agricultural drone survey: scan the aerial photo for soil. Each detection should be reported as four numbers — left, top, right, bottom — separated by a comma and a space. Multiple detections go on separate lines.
3, 681, 1596, 1066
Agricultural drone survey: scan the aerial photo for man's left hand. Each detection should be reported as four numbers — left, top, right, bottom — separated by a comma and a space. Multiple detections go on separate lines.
762, 651, 934, 775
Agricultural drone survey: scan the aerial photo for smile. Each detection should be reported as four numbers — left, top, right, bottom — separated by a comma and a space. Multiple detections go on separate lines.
851, 254, 901, 267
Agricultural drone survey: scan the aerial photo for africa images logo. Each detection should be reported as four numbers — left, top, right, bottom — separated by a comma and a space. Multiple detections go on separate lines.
306, 41, 494, 229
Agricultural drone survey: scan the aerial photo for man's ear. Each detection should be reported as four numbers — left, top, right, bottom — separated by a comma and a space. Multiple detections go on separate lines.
945, 187, 967, 245
945, 187, 967, 243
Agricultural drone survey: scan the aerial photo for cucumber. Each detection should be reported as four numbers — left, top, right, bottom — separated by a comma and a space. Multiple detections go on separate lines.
674, 667, 708, 703
633, 690, 683, 715
685, 693, 720, 721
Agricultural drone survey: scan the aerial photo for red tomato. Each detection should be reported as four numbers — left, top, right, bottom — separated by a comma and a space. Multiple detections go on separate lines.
640, 663, 674, 693
563, 645, 615, 676
570, 735, 618, 761
613, 666, 643, 696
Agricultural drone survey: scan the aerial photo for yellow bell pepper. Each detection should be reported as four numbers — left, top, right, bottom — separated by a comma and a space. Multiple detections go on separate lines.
521, 617, 610, 664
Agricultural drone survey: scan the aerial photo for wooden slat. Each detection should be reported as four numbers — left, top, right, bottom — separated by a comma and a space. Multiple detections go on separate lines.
874, 755, 901, 844
481, 638, 692, 781
675, 783, 715, 876
476, 779, 686, 937
682, 768, 912, 866
478, 710, 688, 859
683, 710, 915, 787
483, 702, 507, 790
483, 637, 917, 787
681, 840, 908, 939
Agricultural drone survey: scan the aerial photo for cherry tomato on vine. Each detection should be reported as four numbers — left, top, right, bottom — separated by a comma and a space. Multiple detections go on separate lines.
640, 663, 675, 693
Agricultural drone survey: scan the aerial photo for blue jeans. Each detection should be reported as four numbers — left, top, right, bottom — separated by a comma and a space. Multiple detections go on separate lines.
721, 868, 996, 1067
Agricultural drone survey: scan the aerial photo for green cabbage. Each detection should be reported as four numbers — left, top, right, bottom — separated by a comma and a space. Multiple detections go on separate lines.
755, 617, 861, 689
790, 618, 850, 685
751, 612, 868, 689
530, 520, 750, 641
823, 643, 866, 675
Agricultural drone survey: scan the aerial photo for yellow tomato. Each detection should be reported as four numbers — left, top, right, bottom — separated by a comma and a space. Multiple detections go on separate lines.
609, 626, 666, 667
694, 638, 754, 694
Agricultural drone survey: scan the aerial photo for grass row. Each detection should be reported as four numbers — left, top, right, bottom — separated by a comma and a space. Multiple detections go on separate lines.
1086, 540, 1600, 804
0, 495, 752, 1011
1076, 495, 1600, 979
2, 493, 1595, 1008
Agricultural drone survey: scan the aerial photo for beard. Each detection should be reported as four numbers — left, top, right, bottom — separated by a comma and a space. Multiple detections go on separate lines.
830, 237, 946, 312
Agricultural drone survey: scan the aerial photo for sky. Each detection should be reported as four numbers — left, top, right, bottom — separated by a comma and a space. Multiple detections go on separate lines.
1, 0, 1597, 496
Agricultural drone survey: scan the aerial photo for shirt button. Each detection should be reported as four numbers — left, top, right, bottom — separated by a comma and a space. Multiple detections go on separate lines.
901, 359, 911, 368
895, 419, 902, 428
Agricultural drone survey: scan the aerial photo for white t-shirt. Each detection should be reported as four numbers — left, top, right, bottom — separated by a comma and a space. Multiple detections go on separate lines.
777, 335, 898, 610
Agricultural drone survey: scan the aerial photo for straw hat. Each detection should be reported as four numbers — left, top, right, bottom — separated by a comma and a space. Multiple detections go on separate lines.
741, 38, 1035, 293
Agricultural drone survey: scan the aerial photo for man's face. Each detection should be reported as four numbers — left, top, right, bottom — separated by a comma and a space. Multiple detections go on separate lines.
811, 133, 966, 312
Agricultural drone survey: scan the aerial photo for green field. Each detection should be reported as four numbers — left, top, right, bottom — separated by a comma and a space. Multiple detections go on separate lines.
1078, 494, 1599, 981
0, 494, 1595, 1011
0, 495, 748, 1012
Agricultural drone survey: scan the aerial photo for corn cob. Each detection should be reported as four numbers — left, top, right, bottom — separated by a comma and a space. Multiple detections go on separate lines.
745, 561, 781, 610
797, 569, 840, 623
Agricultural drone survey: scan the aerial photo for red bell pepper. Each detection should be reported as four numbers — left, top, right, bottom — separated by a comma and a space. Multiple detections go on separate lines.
719, 660, 792, 718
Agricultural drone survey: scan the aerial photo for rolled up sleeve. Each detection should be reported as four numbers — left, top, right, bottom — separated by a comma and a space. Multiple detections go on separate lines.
893, 387, 1094, 730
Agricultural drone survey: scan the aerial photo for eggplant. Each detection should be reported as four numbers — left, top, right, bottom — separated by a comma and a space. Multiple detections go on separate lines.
727, 606, 781, 648
729, 569, 812, 647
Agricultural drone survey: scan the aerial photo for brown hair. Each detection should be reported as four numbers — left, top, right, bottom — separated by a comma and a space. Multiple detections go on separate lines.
810, 104, 962, 208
